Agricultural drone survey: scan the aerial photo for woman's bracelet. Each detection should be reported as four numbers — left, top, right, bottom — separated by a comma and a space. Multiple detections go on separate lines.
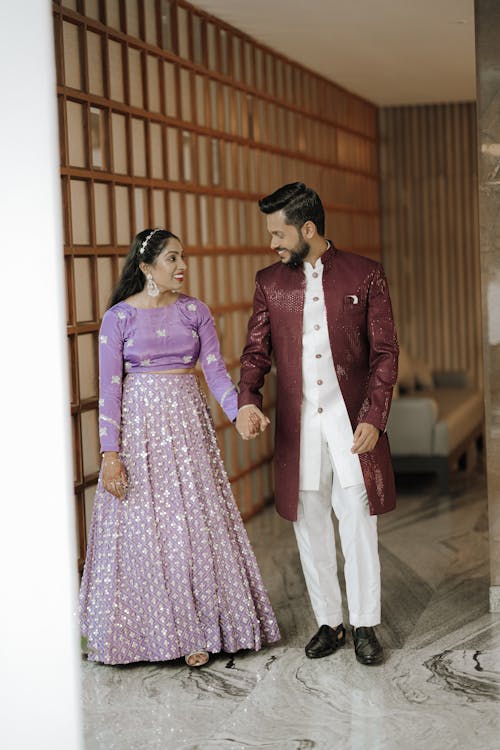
102, 458, 121, 465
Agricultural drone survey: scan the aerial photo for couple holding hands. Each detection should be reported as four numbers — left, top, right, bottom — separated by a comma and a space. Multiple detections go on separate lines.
80, 182, 399, 669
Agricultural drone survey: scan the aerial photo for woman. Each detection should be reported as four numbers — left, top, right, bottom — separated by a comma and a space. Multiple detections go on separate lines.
80, 228, 280, 666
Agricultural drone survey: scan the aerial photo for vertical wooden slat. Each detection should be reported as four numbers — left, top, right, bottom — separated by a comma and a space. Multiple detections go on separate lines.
428, 106, 440, 369
379, 102, 481, 387
443, 104, 456, 370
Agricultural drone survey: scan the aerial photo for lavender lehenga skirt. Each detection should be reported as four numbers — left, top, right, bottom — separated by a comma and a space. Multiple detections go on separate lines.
80, 373, 280, 665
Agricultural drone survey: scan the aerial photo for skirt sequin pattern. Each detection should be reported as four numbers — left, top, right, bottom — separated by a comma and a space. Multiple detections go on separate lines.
80, 373, 280, 665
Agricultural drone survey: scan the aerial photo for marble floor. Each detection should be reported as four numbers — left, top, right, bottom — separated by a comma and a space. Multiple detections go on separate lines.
81, 468, 500, 750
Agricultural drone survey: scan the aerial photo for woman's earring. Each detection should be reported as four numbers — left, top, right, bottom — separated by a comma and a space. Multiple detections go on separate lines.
146, 272, 160, 297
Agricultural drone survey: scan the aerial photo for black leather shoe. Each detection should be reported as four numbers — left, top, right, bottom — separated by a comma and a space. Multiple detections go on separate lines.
305, 624, 346, 658
352, 626, 383, 665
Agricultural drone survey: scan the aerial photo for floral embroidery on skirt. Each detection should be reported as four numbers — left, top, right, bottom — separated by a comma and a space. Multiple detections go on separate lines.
80, 373, 280, 665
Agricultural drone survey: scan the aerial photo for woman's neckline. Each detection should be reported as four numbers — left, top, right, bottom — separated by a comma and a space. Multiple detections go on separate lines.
120, 294, 185, 311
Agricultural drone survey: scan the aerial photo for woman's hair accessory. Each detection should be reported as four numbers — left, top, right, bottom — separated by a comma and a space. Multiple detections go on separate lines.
139, 228, 161, 254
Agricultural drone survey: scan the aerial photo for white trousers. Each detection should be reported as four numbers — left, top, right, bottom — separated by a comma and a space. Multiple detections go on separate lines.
293, 434, 381, 628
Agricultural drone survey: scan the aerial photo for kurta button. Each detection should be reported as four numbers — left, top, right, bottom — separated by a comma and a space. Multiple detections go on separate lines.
318, 407, 323, 413
314, 324, 320, 330
315, 353, 322, 359
313, 296, 319, 301
312, 272, 319, 278
317, 379, 323, 385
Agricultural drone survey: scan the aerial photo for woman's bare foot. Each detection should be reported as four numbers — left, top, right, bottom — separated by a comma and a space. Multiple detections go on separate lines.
185, 651, 209, 667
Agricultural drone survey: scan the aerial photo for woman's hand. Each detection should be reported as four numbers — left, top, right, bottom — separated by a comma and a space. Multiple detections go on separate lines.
101, 453, 128, 500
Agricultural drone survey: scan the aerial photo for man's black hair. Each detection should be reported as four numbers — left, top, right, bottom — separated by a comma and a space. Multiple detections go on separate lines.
258, 182, 325, 236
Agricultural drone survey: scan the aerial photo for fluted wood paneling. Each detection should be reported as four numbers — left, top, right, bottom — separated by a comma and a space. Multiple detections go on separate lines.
379, 103, 482, 387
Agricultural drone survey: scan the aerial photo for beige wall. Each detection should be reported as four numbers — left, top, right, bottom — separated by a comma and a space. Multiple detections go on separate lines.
379, 102, 482, 387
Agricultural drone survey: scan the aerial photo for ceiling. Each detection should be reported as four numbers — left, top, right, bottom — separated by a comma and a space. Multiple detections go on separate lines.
189, 0, 476, 106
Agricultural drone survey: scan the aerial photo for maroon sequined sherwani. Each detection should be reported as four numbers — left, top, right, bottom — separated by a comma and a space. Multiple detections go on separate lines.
238, 244, 399, 522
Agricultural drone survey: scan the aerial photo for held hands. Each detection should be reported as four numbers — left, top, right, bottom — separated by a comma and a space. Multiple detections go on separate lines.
351, 422, 379, 454
102, 452, 128, 500
235, 405, 270, 440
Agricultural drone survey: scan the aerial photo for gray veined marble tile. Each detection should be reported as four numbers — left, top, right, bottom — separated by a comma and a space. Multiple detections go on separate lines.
193, 644, 500, 750
457, 618, 500, 652
404, 575, 491, 649
81, 469, 500, 750
424, 648, 500, 702
82, 647, 286, 750
377, 543, 434, 649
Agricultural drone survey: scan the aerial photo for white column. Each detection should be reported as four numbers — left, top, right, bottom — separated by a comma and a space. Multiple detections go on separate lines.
0, 1, 82, 748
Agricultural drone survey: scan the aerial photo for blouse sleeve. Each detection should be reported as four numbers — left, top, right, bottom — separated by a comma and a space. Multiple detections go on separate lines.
98, 309, 125, 452
197, 302, 238, 422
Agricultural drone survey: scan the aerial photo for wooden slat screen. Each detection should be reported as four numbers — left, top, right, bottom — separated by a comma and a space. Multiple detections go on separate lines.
53, 0, 381, 570
379, 103, 482, 387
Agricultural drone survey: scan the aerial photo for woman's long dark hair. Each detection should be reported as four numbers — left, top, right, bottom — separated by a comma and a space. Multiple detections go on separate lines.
108, 228, 180, 308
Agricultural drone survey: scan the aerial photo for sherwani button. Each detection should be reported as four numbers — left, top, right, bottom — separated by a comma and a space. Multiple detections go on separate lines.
312, 272, 319, 278
317, 379, 323, 385
314, 324, 320, 331
318, 407, 323, 413
313, 296, 319, 301
315, 354, 322, 359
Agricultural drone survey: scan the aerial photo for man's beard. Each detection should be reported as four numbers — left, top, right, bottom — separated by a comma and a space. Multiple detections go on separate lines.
285, 238, 310, 269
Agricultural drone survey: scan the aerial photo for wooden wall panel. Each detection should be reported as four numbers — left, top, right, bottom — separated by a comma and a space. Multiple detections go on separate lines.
379, 102, 482, 387
53, 0, 381, 570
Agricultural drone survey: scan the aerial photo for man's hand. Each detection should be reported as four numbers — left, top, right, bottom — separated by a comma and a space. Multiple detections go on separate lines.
351, 422, 379, 454
235, 405, 270, 440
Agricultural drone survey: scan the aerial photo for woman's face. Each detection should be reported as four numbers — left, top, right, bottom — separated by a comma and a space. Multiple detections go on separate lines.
147, 239, 187, 293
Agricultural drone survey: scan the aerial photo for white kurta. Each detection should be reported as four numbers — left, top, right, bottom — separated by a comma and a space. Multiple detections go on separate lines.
295, 253, 380, 628
299, 257, 364, 491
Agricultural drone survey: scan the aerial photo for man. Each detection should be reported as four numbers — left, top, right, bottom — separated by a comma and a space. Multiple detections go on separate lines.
236, 182, 398, 665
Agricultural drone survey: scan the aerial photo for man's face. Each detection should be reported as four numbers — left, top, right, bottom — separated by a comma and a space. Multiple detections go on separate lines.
266, 210, 310, 269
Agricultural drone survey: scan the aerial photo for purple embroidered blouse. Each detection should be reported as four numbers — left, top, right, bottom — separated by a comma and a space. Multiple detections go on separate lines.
98, 294, 238, 452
